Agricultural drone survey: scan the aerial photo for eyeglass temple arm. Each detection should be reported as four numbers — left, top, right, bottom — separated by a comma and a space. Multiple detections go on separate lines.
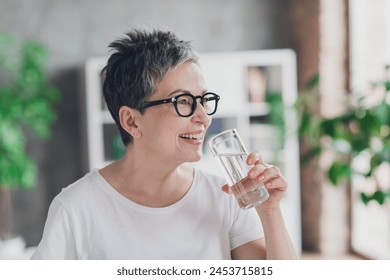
139, 97, 175, 109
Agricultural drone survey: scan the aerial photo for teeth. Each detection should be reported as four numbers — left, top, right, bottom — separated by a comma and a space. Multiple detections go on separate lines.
179, 133, 202, 140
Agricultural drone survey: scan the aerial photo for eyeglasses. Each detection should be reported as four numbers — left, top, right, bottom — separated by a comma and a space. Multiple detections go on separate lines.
139, 92, 220, 117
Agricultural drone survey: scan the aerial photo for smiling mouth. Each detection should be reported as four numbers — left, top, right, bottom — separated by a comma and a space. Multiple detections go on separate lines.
179, 133, 203, 141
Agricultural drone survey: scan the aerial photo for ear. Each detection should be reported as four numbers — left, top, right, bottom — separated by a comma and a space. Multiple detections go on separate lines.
119, 106, 142, 138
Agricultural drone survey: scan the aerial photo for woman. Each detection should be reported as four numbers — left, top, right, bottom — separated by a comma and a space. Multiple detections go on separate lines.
32, 28, 298, 260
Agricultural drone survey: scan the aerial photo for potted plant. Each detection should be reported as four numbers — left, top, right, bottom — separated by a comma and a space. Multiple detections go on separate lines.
0, 32, 60, 239
295, 69, 390, 205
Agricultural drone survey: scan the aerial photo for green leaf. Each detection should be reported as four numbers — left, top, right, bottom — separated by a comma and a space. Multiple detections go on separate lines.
299, 111, 311, 137
305, 74, 320, 90
0, 151, 36, 188
374, 102, 390, 125
20, 40, 48, 66
385, 81, 390, 91
358, 110, 379, 133
327, 161, 351, 186
350, 136, 369, 153
19, 158, 37, 189
321, 119, 337, 137
16, 63, 46, 97
0, 87, 25, 121
373, 191, 386, 205
360, 193, 370, 205
0, 120, 25, 153
328, 163, 340, 185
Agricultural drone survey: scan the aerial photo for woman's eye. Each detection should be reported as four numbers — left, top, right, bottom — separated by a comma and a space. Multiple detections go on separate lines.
177, 98, 192, 105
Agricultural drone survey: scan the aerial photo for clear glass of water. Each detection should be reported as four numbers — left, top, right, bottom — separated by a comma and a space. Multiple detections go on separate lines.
208, 129, 269, 209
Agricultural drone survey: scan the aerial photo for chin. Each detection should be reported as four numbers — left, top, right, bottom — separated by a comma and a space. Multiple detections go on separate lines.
186, 152, 202, 163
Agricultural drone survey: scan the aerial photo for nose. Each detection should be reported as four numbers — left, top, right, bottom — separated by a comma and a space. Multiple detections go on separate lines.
191, 99, 212, 126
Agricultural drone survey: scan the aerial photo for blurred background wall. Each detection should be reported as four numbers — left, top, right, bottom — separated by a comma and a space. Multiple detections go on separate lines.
0, 0, 297, 247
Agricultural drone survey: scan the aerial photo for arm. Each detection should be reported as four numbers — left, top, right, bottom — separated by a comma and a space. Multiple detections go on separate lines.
225, 152, 299, 260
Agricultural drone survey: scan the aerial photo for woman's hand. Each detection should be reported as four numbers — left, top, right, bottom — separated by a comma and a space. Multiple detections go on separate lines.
221, 151, 288, 210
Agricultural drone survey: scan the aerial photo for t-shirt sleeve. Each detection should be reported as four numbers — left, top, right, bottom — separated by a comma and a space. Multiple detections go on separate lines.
31, 197, 77, 260
200, 169, 264, 251
229, 206, 264, 250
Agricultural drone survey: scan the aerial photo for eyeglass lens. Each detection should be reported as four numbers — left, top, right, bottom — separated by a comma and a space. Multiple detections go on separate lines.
176, 93, 217, 116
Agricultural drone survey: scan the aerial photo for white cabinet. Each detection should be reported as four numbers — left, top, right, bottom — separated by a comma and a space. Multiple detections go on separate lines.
84, 49, 302, 253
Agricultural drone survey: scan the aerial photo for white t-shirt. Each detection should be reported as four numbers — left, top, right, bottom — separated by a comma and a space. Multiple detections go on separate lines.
31, 168, 263, 259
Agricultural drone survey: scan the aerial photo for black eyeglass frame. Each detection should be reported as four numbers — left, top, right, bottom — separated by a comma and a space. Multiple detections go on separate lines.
139, 92, 221, 117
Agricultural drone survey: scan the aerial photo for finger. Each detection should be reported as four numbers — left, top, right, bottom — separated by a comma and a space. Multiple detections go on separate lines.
221, 184, 233, 194
248, 163, 269, 179
264, 177, 288, 191
254, 165, 281, 183
246, 151, 263, 165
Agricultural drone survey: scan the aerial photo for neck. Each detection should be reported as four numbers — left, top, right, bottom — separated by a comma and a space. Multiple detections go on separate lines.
99, 146, 194, 207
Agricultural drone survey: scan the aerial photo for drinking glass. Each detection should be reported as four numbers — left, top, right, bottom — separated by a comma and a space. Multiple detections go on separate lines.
208, 129, 269, 209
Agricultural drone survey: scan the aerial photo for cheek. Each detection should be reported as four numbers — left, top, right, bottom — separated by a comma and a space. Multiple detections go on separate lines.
206, 116, 213, 128
148, 120, 181, 145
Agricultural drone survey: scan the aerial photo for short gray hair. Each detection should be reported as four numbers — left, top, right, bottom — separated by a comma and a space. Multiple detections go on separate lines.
101, 28, 199, 145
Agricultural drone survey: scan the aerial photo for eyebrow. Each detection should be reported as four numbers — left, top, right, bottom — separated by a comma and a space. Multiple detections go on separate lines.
167, 89, 188, 97
167, 89, 209, 97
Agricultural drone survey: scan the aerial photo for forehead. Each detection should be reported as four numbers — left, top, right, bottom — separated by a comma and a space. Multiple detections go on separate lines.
153, 61, 206, 98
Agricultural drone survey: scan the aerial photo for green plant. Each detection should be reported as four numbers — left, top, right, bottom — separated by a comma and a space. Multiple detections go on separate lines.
296, 69, 390, 205
266, 90, 286, 144
0, 32, 60, 189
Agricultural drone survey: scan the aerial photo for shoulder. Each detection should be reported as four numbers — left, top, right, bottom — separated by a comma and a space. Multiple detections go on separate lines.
53, 169, 102, 208
192, 168, 234, 208
194, 168, 226, 187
